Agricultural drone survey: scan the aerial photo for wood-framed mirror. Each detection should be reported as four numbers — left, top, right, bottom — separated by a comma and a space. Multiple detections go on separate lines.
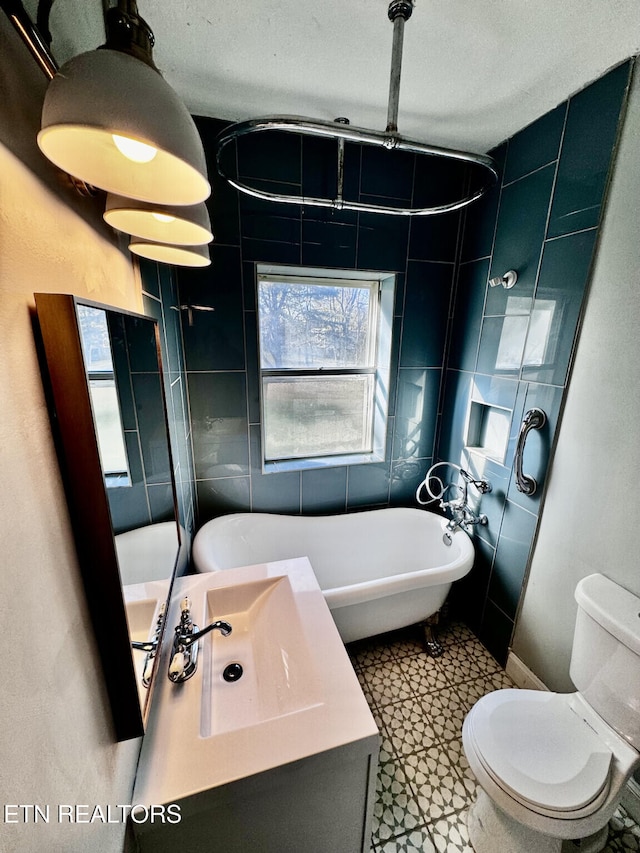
34, 292, 182, 741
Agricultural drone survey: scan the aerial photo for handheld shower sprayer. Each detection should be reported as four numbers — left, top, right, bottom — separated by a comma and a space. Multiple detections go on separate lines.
415, 461, 491, 535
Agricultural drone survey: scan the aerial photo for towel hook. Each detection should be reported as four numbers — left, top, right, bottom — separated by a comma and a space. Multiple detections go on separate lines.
514, 408, 547, 495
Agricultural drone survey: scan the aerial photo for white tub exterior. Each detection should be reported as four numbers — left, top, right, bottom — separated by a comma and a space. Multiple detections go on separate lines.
115, 521, 188, 586
192, 508, 474, 643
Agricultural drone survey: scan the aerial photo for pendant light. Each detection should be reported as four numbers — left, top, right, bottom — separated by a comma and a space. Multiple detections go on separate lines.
37, 1, 210, 206
129, 240, 211, 268
104, 194, 213, 246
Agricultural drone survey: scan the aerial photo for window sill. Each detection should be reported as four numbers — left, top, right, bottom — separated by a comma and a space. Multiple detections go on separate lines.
263, 451, 385, 474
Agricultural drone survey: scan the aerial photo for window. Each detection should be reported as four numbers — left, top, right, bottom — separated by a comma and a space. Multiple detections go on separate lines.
256, 265, 395, 469
77, 305, 130, 484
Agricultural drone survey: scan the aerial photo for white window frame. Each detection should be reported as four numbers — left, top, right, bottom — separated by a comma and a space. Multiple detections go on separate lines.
256, 264, 395, 472
77, 305, 131, 486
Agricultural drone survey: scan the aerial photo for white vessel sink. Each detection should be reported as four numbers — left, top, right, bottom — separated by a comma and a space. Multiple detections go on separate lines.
200, 575, 322, 737
135, 558, 378, 806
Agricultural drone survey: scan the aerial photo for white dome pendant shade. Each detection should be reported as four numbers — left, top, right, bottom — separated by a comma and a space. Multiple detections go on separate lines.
129, 239, 211, 268
37, 48, 210, 206
104, 194, 213, 245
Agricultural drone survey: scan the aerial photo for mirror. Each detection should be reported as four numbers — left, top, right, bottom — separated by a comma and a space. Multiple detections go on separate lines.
34, 292, 183, 741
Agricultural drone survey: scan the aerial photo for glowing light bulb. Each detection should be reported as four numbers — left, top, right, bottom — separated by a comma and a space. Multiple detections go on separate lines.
112, 134, 158, 163
152, 213, 176, 223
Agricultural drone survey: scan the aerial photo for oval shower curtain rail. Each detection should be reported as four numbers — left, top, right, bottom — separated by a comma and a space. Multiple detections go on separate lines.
215, 116, 499, 217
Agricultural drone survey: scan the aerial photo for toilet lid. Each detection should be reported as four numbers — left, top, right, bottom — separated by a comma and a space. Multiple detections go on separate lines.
469, 690, 612, 813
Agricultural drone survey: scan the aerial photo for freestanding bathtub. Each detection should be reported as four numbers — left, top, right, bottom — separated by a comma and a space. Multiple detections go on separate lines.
192, 507, 474, 644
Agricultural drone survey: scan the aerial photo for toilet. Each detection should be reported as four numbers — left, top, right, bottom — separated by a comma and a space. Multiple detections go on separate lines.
462, 573, 640, 853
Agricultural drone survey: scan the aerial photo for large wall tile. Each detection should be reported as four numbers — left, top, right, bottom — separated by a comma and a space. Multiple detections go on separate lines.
476, 314, 529, 378
448, 259, 490, 372
503, 103, 566, 185
392, 368, 441, 460
347, 462, 391, 509
188, 372, 249, 480
390, 458, 432, 506
488, 163, 555, 313
522, 229, 597, 386
244, 310, 261, 426
301, 467, 348, 514
479, 600, 514, 666
400, 262, 453, 367
179, 246, 244, 371
438, 370, 474, 464
249, 425, 301, 514
357, 212, 410, 271
194, 116, 241, 246
413, 154, 468, 209
460, 142, 506, 263
197, 477, 251, 521
548, 61, 631, 239
241, 236, 302, 265
488, 502, 538, 619
450, 536, 494, 633
408, 212, 461, 263
302, 218, 357, 268
237, 129, 301, 183
361, 146, 414, 201
131, 373, 172, 485
240, 182, 302, 242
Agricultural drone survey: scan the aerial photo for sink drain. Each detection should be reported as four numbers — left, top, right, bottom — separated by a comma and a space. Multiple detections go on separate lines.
222, 662, 243, 682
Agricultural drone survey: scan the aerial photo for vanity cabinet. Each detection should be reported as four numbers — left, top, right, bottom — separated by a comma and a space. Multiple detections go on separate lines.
133, 737, 378, 852
131, 560, 379, 853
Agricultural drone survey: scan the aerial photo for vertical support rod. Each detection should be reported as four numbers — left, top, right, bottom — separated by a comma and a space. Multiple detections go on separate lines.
337, 138, 346, 203
334, 117, 350, 208
386, 15, 405, 133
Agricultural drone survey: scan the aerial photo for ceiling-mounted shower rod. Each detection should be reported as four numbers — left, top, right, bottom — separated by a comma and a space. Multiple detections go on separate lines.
215, 0, 498, 217
216, 116, 497, 216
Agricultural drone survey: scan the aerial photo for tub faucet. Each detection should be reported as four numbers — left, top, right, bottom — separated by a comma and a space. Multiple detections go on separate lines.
446, 505, 488, 534
168, 598, 232, 683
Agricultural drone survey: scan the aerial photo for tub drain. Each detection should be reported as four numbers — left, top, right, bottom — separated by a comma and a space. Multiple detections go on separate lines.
222, 662, 243, 682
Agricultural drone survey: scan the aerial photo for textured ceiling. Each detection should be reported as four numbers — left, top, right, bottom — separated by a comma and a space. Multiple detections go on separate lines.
139, 0, 640, 153
28, 1, 640, 155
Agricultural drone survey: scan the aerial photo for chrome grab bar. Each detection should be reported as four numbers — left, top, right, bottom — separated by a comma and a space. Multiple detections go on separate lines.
515, 408, 547, 495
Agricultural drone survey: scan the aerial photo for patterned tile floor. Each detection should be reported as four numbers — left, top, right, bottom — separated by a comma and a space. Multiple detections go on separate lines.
346, 620, 640, 853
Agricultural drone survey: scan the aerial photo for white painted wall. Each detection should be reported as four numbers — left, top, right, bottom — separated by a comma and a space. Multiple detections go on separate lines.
0, 16, 142, 853
512, 64, 640, 692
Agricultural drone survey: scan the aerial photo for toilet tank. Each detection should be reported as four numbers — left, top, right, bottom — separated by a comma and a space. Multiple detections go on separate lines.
570, 573, 640, 749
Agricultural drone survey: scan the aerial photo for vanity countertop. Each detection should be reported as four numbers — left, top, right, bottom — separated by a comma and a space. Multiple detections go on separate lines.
133, 557, 379, 807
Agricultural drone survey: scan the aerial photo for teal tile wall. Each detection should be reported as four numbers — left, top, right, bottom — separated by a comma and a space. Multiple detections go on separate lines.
441, 61, 632, 663
143, 61, 630, 650
137, 259, 197, 542
106, 311, 174, 534
178, 117, 469, 524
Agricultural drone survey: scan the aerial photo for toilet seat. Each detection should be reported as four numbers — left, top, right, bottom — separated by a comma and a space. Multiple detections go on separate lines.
467, 690, 612, 817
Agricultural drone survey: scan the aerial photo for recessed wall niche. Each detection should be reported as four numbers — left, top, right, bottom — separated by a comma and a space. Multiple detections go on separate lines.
465, 401, 512, 463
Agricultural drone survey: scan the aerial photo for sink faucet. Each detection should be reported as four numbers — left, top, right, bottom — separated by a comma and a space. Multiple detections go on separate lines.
131, 602, 166, 688
168, 598, 232, 683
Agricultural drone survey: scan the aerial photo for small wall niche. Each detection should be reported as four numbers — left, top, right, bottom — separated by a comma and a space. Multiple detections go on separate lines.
466, 401, 511, 463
